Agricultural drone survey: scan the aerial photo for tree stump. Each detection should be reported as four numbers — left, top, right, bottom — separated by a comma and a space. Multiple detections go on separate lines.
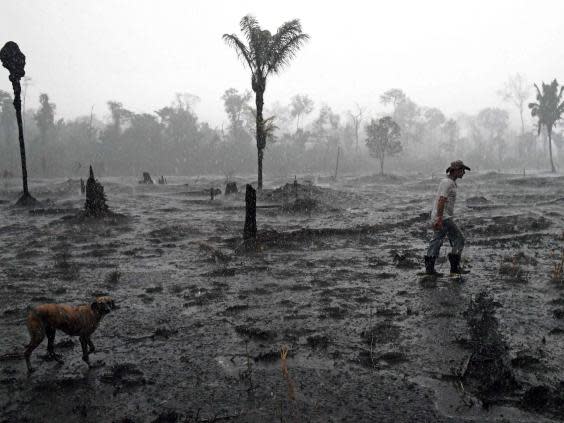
139, 172, 154, 184
243, 184, 256, 240
225, 181, 238, 195
84, 166, 109, 217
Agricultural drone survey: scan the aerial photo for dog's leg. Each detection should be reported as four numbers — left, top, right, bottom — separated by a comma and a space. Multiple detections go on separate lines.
79, 336, 91, 367
84, 336, 104, 368
87, 337, 95, 354
45, 326, 64, 364
25, 313, 45, 373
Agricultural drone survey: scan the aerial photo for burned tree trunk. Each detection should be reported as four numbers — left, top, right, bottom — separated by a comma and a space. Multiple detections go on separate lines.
243, 184, 256, 240
84, 166, 109, 217
0, 41, 37, 206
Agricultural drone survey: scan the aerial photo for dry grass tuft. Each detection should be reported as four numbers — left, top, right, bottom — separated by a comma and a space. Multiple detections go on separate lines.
280, 345, 296, 401
550, 250, 564, 285
499, 256, 528, 284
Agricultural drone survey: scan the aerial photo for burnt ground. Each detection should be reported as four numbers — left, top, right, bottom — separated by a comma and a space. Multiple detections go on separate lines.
0, 171, 563, 422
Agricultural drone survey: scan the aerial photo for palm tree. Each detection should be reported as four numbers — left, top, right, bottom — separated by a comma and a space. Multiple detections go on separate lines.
223, 15, 309, 190
528, 79, 564, 173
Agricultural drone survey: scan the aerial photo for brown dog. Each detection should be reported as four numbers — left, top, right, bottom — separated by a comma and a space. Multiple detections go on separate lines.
24, 296, 116, 373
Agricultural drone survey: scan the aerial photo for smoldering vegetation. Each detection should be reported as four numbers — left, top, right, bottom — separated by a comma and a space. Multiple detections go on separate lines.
0, 171, 562, 422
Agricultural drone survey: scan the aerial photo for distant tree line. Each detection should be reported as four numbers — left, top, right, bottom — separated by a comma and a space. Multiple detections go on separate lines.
0, 78, 562, 180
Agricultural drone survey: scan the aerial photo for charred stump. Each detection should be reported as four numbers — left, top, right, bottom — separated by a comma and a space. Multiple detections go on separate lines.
209, 188, 221, 200
139, 172, 154, 184
462, 290, 518, 404
225, 181, 238, 195
84, 166, 109, 217
243, 184, 256, 240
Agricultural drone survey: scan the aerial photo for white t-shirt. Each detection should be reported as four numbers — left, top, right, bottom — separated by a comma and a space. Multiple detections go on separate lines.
430, 177, 457, 220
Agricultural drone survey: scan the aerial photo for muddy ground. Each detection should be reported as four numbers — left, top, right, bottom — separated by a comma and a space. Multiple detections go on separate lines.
0, 171, 563, 422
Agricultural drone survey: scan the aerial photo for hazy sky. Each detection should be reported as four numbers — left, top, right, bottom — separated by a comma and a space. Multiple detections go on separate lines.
2, 0, 563, 128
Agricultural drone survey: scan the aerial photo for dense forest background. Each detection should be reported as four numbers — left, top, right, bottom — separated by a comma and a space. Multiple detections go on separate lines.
0, 79, 561, 180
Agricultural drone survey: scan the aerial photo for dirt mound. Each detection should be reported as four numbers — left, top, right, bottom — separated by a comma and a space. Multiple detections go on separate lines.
281, 197, 319, 213
259, 182, 345, 213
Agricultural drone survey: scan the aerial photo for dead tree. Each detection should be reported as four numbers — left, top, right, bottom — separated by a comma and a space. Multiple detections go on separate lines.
243, 184, 256, 240
0, 41, 36, 206
333, 146, 340, 180
84, 166, 109, 217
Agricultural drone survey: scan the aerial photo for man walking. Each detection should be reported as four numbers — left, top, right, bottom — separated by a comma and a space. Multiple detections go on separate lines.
424, 160, 471, 276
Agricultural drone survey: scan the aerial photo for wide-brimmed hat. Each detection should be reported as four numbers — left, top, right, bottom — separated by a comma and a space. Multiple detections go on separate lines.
446, 160, 471, 173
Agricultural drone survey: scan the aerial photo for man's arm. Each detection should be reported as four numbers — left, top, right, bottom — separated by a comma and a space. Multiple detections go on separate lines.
433, 196, 447, 230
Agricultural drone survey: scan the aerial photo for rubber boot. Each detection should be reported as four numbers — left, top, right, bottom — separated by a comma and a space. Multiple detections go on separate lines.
424, 256, 438, 275
448, 253, 469, 275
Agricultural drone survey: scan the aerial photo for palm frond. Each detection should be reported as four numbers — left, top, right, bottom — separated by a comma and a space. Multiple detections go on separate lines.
222, 34, 254, 72
533, 83, 541, 101
267, 33, 310, 75
558, 86, 564, 104
270, 19, 304, 49
263, 115, 278, 143
240, 15, 261, 45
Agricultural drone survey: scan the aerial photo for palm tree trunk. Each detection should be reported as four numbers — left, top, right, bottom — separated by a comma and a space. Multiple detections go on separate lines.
255, 88, 265, 190
548, 128, 556, 173
257, 148, 263, 190
12, 80, 29, 196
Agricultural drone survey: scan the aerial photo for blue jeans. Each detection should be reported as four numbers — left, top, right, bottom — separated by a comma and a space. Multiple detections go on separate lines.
426, 218, 465, 258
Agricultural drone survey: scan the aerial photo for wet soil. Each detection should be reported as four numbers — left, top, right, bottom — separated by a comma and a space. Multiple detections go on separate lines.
0, 173, 563, 422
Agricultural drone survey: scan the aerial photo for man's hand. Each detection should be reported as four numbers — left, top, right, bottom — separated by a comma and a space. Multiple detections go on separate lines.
433, 216, 443, 230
